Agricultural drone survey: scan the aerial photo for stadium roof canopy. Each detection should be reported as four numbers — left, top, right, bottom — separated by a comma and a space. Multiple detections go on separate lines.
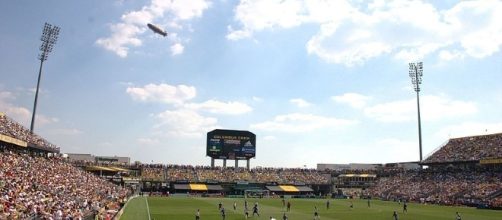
265, 185, 313, 192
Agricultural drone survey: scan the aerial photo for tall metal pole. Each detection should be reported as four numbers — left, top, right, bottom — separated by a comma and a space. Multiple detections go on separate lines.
415, 73, 423, 162
30, 59, 45, 132
409, 62, 423, 162
30, 23, 60, 133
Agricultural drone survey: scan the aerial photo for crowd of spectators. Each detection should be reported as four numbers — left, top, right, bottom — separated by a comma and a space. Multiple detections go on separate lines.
0, 151, 130, 219
366, 167, 502, 207
0, 113, 59, 152
141, 167, 166, 181
424, 133, 502, 163
162, 165, 330, 184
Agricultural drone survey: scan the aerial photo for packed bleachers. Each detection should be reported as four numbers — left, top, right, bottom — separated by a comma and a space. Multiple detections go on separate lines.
367, 168, 502, 207
0, 151, 130, 219
141, 165, 166, 181
0, 113, 59, 152
163, 165, 330, 184
423, 133, 502, 163
366, 133, 502, 208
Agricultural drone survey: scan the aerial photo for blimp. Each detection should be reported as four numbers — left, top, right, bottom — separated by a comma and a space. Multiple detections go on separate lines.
147, 23, 167, 37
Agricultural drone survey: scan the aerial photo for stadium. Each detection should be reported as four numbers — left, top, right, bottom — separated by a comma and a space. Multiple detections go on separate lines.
2, 1, 502, 220
1, 113, 502, 219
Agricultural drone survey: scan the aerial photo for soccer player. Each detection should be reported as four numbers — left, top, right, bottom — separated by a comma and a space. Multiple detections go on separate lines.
314, 206, 320, 220
221, 207, 226, 220
244, 207, 249, 219
350, 201, 353, 209
287, 201, 291, 212
455, 212, 462, 220
244, 200, 248, 211
367, 199, 371, 208
326, 200, 330, 210
218, 202, 222, 210
253, 203, 260, 216
195, 209, 200, 220
403, 201, 408, 213
393, 211, 399, 220
233, 202, 237, 211
282, 213, 288, 220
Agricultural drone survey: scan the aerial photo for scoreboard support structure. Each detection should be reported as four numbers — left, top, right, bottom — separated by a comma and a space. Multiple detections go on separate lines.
209, 157, 251, 170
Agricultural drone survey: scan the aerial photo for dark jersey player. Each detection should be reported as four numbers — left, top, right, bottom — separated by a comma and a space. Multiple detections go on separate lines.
455, 212, 462, 220
253, 203, 260, 216
393, 211, 399, 220
403, 201, 408, 213
314, 206, 320, 220
220, 207, 226, 220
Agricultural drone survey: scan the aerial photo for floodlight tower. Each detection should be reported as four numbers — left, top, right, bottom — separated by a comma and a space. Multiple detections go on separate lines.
409, 62, 423, 162
30, 23, 60, 133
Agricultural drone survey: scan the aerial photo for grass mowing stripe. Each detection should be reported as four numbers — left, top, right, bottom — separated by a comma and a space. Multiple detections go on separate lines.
119, 196, 149, 220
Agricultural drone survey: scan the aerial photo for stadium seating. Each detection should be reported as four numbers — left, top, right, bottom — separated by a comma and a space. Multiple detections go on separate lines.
162, 165, 330, 184
367, 168, 502, 207
0, 113, 59, 152
423, 133, 502, 163
0, 151, 130, 219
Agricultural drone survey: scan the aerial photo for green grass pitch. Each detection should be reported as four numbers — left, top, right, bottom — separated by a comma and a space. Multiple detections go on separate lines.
120, 196, 502, 220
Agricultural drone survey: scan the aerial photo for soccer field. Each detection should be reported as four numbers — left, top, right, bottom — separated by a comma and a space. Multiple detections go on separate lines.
119, 196, 502, 220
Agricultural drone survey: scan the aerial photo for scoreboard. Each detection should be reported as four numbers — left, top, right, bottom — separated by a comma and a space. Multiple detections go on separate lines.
206, 129, 256, 159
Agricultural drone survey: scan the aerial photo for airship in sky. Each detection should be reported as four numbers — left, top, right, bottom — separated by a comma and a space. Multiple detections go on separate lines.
147, 23, 167, 37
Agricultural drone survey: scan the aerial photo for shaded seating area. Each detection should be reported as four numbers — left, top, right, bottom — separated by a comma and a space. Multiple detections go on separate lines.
266, 185, 314, 195
172, 183, 224, 194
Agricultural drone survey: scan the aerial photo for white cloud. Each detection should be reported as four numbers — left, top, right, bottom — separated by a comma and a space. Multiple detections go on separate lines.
184, 99, 252, 115
170, 43, 184, 56
229, 0, 502, 65
126, 83, 196, 105
435, 122, 502, 140
0, 91, 58, 127
137, 137, 160, 145
332, 93, 370, 109
96, 0, 211, 57
252, 96, 263, 102
250, 113, 357, 133
226, 0, 308, 41
438, 50, 465, 61
364, 95, 477, 122
155, 109, 218, 137
289, 98, 311, 108
373, 138, 419, 162
96, 23, 144, 58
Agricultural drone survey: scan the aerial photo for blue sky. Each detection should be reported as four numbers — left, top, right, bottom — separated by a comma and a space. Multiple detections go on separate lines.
1, 0, 501, 168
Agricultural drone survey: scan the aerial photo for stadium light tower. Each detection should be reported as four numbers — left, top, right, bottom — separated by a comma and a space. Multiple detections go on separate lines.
409, 62, 424, 162
30, 23, 60, 133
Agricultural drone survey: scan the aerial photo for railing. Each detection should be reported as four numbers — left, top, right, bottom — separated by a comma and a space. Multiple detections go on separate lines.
423, 139, 449, 161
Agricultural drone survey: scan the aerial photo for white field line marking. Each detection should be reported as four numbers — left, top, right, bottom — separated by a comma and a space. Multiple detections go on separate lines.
145, 197, 152, 220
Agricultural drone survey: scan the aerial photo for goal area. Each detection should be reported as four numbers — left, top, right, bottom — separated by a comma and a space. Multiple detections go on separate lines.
244, 189, 270, 198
